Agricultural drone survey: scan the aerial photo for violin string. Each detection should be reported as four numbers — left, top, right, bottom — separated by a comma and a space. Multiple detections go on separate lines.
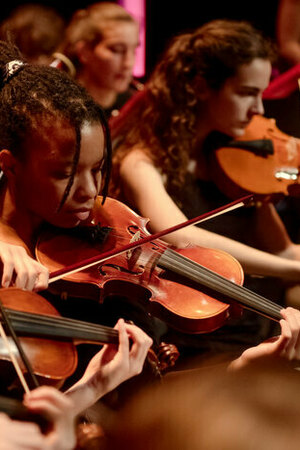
159, 248, 282, 319
163, 249, 281, 316
94, 228, 170, 251
94, 231, 281, 319
5, 309, 118, 342
167, 249, 282, 317
9, 311, 118, 336
121, 236, 281, 318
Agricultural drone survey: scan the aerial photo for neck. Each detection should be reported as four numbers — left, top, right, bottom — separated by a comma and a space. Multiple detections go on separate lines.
77, 70, 117, 108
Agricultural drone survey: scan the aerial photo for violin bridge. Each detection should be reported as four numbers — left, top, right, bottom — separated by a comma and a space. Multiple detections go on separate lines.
127, 231, 144, 271
127, 230, 141, 259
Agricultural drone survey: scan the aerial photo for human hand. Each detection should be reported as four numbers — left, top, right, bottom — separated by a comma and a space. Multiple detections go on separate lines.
0, 411, 46, 450
66, 318, 153, 413
23, 386, 76, 450
0, 241, 49, 291
229, 307, 300, 370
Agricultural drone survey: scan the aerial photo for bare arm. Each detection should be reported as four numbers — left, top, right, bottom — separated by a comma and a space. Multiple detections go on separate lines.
120, 151, 300, 281
277, 0, 300, 65
65, 319, 152, 415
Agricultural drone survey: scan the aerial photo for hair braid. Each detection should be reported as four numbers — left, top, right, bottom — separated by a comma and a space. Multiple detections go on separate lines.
0, 39, 112, 204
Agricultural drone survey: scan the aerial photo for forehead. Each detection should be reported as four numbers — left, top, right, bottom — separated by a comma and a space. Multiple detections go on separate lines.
23, 120, 76, 161
23, 121, 104, 163
227, 58, 272, 89
99, 20, 139, 44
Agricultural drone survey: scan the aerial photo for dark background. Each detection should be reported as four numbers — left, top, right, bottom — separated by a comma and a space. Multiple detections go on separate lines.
3, 0, 297, 135
0, 0, 280, 77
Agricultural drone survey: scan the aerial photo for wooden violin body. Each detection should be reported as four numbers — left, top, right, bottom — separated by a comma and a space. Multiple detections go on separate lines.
209, 115, 300, 200
37, 197, 246, 334
0, 287, 121, 388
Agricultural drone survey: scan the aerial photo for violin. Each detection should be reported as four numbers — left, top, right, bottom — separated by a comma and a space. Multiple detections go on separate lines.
0, 287, 119, 387
36, 196, 283, 334
0, 285, 177, 389
208, 115, 300, 200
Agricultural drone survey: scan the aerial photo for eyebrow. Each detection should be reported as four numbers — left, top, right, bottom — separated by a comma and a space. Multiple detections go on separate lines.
238, 85, 261, 92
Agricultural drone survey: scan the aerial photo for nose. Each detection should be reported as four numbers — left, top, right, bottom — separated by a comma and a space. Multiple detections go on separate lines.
122, 48, 136, 71
251, 95, 264, 116
74, 171, 101, 202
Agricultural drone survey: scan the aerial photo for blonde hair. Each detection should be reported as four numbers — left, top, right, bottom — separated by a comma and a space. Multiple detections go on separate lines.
60, 2, 138, 70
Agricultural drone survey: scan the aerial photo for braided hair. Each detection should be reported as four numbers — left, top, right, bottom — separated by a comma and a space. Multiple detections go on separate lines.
0, 39, 112, 206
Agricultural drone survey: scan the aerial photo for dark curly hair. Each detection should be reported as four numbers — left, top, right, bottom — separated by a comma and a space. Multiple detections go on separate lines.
0, 39, 112, 207
111, 19, 276, 197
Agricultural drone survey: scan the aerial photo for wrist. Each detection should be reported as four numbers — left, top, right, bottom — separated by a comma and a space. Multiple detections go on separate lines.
65, 374, 107, 415
277, 243, 297, 260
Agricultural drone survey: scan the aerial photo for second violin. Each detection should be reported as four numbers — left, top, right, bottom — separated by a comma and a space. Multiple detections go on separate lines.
208, 115, 300, 200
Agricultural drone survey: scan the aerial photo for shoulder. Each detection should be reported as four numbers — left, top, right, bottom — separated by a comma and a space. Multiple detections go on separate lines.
120, 149, 165, 186
121, 148, 157, 174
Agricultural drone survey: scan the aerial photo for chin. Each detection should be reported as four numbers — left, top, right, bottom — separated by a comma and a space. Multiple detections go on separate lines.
114, 81, 131, 93
49, 217, 81, 229
230, 127, 246, 138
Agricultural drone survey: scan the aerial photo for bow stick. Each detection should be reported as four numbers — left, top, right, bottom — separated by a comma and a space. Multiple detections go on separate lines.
49, 194, 253, 283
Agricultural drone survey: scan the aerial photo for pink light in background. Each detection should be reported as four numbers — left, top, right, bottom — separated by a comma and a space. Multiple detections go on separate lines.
118, 0, 145, 78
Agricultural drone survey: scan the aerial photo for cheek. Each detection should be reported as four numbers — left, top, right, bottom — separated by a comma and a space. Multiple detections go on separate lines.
25, 178, 65, 212
93, 56, 118, 83
94, 48, 116, 67
220, 99, 245, 125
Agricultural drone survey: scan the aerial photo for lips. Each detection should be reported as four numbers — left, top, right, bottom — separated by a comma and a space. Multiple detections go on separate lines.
74, 211, 91, 221
67, 209, 91, 221
116, 73, 131, 80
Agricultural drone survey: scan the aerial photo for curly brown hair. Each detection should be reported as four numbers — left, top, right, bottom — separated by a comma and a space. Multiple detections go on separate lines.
110, 19, 276, 198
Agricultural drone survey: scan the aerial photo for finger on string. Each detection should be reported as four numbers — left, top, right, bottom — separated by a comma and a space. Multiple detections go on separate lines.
280, 308, 299, 355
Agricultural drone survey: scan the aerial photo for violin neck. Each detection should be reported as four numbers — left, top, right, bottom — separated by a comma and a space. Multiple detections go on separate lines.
158, 248, 282, 321
5, 310, 119, 345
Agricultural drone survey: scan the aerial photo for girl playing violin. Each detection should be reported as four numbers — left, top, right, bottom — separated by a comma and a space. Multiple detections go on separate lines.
0, 37, 299, 383
0, 37, 153, 427
110, 19, 300, 284
110, 19, 300, 355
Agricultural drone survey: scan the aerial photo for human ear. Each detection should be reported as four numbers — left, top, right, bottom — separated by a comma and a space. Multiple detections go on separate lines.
75, 40, 93, 65
0, 149, 20, 180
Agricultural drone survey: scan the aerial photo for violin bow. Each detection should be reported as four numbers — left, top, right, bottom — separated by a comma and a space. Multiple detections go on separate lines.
49, 194, 253, 283
0, 299, 39, 392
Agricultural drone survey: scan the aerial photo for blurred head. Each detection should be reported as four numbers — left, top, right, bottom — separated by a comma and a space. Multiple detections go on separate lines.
106, 362, 300, 450
0, 40, 112, 229
61, 2, 139, 94
0, 3, 66, 65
